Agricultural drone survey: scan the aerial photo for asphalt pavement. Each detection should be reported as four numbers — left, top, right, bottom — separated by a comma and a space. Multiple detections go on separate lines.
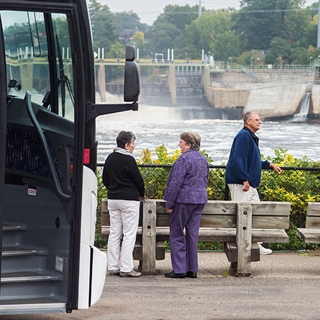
3, 251, 320, 320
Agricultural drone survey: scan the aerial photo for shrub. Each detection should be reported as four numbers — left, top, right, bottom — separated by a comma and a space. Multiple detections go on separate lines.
96, 146, 320, 251
259, 148, 320, 227
95, 168, 108, 248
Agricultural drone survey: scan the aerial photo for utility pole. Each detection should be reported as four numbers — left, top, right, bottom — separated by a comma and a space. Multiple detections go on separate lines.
199, 0, 202, 18
318, 0, 320, 47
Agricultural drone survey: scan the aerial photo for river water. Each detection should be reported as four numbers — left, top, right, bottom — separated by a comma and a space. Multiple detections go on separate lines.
96, 104, 320, 165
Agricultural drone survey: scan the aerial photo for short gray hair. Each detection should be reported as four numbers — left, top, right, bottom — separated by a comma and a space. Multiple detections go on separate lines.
243, 111, 258, 124
243, 111, 253, 124
116, 131, 136, 148
180, 132, 201, 151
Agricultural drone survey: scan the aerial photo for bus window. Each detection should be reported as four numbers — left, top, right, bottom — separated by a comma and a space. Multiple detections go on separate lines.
4, 11, 49, 105
52, 13, 74, 121
3, 11, 74, 122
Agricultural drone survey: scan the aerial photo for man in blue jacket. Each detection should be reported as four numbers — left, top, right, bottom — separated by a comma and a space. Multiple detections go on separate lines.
226, 112, 282, 254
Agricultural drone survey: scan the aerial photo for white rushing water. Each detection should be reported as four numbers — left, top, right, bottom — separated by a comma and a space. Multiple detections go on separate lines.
96, 104, 320, 165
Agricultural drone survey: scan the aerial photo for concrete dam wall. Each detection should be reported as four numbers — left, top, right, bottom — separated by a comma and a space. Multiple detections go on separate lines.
203, 66, 318, 120
98, 63, 319, 120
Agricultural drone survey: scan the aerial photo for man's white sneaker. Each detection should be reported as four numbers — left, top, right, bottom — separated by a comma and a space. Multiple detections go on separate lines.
120, 270, 141, 277
258, 243, 272, 255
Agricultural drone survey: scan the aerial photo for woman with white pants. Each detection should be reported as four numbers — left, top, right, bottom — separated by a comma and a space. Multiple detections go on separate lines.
103, 131, 146, 277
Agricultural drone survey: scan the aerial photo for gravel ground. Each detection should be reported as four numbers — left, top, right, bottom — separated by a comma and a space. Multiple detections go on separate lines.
2, 251, 320, 320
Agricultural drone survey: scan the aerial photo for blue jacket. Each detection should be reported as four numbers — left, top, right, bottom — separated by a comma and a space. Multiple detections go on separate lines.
164, 149, 208, 209
226, 127, 270, 188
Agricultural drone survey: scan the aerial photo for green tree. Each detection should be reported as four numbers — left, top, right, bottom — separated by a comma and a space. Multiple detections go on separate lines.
214, 31, 241, 61
158, 4, 199, 31
299, 13, 318, 48
283, 3, 311, 44
307, 1, 319, 19
269, 36, 292, 60
146, 4, 198, 58
145, 21, 181, 57
107, 42, 125, 60
128, 31, 145, 57
265, 52, 275, 64
114, 11, 147, 43
235, 0, 307, 51
87, 0, 320, 68
88, 0, 117, 52
182, 10, 239, 60
104, 43, 125, 81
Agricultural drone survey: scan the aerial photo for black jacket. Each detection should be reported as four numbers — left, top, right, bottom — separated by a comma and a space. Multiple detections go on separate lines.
102, 151, 144, 201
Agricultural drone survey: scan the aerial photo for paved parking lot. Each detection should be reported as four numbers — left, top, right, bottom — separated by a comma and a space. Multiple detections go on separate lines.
2, 251, 320, 320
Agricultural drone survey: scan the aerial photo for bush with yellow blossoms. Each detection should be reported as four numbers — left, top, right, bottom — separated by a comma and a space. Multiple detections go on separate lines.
96, 146, 320, 251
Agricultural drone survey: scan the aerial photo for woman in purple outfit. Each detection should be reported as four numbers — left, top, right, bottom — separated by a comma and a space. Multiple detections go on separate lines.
164, 132, 208, 279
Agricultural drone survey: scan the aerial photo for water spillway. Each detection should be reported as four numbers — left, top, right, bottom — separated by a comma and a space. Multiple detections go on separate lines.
292, 92, 311, 122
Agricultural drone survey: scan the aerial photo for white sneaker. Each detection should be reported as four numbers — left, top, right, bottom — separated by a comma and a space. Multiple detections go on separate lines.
258, 243, 272, 255
120, 270, 141, 277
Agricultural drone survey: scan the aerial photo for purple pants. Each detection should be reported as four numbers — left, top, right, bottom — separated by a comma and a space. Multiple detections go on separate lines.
169, 203, 205, 274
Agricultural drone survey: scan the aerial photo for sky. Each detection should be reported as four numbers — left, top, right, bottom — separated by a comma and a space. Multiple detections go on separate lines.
98, 0, 318, 25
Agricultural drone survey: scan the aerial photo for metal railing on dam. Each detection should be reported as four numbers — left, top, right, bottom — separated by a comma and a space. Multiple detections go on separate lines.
95, 58, 319, 71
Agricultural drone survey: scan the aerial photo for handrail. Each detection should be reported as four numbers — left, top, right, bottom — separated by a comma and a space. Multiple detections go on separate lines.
25, 91, 71, 200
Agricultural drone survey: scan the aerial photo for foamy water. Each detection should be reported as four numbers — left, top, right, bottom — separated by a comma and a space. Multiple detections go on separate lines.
96, 103, 320, 165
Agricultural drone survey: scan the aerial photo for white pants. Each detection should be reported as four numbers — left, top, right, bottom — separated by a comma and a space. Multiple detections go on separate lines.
228, 184, 260, 202
228, 184, 264, 246
107, 199, 140, 272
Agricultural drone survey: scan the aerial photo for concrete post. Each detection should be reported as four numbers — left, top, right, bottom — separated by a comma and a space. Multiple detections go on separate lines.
97, 64, 106, 102
167, 65, 177, 105
20, 64, 33, 92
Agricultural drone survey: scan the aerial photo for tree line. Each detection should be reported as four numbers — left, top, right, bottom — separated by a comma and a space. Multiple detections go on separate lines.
88, 0, 320, 67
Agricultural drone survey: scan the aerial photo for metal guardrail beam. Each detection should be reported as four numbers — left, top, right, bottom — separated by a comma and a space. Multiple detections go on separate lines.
97, 163, 320, 171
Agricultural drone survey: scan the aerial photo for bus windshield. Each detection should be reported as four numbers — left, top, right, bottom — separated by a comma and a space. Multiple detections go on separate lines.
3, 10, 74, 121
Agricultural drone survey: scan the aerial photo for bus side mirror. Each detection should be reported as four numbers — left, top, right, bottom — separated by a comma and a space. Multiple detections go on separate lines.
124, 45, 140, 102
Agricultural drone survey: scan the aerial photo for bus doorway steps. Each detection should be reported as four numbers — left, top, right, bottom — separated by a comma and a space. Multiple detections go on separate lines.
0, 299, 66, 315
1, 223, 65, 302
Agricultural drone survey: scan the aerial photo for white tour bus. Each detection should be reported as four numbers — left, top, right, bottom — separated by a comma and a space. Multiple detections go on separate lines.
0, 0, 139, 315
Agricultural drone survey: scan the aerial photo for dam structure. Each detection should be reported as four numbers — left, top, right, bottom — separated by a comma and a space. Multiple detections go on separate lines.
7, 44, 319, 121
96, 59, 320, 121
202, 65, 318, 121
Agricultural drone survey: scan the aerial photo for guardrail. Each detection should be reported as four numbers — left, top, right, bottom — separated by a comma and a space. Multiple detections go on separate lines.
102, 198, 291, 276
94, 58, 318, 71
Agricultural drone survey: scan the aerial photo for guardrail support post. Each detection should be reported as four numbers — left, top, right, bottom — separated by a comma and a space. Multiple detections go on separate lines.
141, 200, 157, 274
235, 203, 252, 276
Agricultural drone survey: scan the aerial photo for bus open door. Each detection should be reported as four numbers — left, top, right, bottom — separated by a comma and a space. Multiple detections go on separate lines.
0, 0, 139, 314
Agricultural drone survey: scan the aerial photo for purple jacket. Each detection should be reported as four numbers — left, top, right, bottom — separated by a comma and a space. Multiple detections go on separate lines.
164, 149, 208, 209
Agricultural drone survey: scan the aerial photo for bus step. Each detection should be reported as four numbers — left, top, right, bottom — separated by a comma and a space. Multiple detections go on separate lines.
2, 247, 47, 257
1, 271, 62, 283
0, 300, 66, 315
3, 224, 28, 232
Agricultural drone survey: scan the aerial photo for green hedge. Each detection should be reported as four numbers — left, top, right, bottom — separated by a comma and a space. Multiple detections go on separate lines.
96, 146, 320, 251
